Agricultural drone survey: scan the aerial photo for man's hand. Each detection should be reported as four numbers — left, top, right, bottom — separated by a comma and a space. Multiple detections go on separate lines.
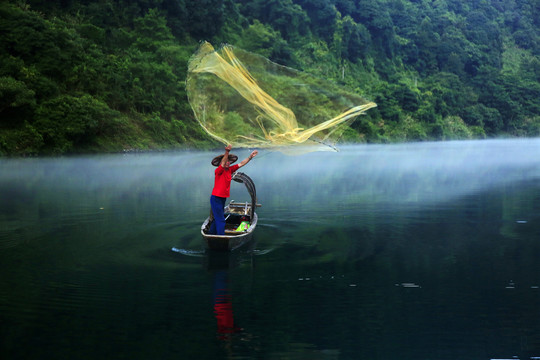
220, 144, 233, 168
238, 149, 259, 168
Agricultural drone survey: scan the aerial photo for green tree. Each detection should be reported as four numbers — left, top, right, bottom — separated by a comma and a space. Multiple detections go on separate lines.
415, 17, 440, 73
184, 0, 225, 39
0, 76, 36, 121
294, 0, 338, 43
462, 104, 502, 134
354, 0, 396, 57
243, 0, 310, 43
133, 8, 174, 52
238, 20, 290, 62
34, 94, 119, 153
335, 15, 371, 62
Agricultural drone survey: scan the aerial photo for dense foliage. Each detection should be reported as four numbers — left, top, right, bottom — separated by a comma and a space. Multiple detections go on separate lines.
1, 0, 539, 155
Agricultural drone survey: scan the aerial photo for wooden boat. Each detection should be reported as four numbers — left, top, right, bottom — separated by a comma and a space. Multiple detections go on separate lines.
201, 172, 260, 251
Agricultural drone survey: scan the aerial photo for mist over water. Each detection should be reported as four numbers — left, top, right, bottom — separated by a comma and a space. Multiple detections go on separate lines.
1, 138, 538, 218
260, 139, 540, 203
1, 139, 540, 360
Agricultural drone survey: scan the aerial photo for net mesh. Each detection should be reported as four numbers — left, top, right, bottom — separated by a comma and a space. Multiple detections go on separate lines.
186, 42, 376, 152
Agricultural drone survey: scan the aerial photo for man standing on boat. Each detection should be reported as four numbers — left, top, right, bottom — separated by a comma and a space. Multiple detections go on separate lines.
210, 145, 258, 235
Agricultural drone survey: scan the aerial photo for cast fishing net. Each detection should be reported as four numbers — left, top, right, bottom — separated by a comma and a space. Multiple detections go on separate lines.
186, 42, 376, 152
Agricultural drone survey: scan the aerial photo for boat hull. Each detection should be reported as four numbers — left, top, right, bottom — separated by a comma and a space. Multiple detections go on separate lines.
201, 213, 258, 251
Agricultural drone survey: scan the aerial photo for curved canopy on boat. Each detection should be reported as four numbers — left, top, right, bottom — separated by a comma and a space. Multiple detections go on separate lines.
232, 172, 256, 219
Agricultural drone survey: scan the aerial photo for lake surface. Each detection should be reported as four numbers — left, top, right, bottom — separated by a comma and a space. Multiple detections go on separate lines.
1, 139, 540, 360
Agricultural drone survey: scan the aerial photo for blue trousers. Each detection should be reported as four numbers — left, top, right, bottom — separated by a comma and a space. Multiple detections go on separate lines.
209, 195, 226, 235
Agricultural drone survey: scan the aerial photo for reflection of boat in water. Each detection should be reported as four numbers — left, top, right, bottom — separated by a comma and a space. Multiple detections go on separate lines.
201, 172, 260, 251
213, 270, 242, 340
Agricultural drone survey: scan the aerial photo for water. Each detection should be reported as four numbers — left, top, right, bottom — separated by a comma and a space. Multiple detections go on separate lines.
1, 139, 540, 360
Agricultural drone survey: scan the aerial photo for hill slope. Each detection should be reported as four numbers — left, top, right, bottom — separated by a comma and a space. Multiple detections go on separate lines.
1, 0, 539, 155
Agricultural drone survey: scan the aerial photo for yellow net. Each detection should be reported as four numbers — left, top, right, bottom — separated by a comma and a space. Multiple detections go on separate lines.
186, 42, 376, 151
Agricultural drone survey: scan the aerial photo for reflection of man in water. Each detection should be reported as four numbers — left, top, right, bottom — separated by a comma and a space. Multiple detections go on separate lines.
213, 270, 241, 339
210, 144, 258, 235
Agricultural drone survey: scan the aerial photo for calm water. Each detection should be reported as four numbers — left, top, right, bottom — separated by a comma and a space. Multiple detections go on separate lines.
1, 139, 540, 360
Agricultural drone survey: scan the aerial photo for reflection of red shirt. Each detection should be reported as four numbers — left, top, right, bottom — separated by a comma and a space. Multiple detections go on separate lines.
212, 164, 239, 198
214, 295, 235, 334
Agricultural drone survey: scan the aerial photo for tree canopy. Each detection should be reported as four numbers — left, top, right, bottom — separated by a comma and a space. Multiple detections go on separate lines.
1, 0, 539, 155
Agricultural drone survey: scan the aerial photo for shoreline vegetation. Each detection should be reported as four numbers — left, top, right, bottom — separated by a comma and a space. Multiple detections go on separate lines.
1, 1, 539, 156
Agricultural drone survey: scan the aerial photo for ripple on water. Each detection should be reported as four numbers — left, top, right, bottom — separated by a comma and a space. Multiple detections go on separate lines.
171, 247, 205, 257
0, 220, 36, 249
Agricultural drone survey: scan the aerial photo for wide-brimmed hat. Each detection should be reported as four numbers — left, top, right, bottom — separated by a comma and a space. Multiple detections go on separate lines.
211, 154, 238, 167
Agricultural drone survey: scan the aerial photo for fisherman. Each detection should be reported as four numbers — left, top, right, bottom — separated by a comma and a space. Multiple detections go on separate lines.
210, 145, 258, 235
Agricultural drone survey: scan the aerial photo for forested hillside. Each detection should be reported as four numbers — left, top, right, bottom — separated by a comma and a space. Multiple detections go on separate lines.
1, 0, 539, 155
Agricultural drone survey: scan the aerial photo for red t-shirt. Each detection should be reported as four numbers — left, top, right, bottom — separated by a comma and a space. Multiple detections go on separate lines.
212, 164, 239, 198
